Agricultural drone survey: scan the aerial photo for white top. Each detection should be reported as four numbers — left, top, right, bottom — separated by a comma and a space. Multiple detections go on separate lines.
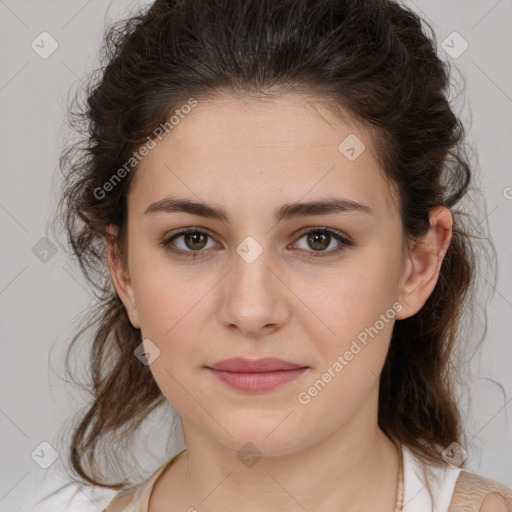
402, 443, 462, 512
21, 443, 462, 511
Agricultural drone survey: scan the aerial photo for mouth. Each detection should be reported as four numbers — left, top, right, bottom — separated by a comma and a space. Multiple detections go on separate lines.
205, 357, 309, 392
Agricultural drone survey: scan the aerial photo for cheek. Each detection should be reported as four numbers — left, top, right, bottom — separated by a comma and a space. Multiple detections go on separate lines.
130, 260, 223, 373
130, 247, 206, 338
295, 276, 398, 426
298, 254, 401, 384
308, 256, 400, 334
132, 272, 207, 408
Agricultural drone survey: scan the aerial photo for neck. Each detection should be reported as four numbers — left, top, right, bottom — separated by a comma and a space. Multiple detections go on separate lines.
151, 400, 401, 512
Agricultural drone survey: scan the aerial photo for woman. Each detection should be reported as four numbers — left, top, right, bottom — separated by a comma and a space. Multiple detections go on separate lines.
46, 0, 512, 510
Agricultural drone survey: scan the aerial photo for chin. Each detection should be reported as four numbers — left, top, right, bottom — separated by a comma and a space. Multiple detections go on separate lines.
214, 421, 307, 459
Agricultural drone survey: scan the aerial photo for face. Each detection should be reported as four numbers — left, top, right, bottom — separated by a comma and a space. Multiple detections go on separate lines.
108, 92, 450, 457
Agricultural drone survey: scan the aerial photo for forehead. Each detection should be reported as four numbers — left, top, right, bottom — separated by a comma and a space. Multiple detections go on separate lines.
129, 92, 398, 217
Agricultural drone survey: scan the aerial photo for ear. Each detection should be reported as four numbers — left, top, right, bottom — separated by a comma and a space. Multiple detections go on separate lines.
105, 225, 141, 329
396, 206, 453, 320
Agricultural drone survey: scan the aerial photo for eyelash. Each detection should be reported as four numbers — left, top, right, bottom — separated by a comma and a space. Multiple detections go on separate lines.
159, 227, 353, 260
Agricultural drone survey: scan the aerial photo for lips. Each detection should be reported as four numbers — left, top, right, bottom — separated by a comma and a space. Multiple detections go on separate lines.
206, 357, 309, 392
207, 357, 307, 373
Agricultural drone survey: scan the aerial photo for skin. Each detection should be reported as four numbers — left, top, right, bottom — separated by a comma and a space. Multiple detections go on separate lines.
480, 493, 509, 512
106, 92, 453, 512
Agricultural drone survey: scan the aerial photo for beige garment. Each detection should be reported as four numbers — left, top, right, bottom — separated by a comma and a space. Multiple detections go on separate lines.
103, 449, 512, 512
448, 472, 512, 512
103, 449, 184, 512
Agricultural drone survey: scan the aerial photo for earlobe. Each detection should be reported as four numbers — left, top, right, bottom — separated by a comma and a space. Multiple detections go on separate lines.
396, 206, 453, 320
105, 225, 141, 329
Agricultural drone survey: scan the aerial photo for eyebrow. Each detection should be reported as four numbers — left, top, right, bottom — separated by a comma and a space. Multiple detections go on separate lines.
144, 196, 373, 223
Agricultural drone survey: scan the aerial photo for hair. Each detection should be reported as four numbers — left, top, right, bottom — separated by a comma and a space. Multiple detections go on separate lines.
44, 0, 498, 506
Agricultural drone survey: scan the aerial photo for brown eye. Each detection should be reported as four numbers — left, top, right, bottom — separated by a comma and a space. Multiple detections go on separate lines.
292, 228, 353, 259
160, 226, 352, 260
182, 232, 209, 250
307, 231, 331, 251
160, 228, 218, 258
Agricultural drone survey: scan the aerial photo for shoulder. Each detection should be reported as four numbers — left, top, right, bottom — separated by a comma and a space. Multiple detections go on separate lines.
103, 484, 144, 512
448, 471, 512, 512
104, 450, 185, 512
103, 462, 169, 512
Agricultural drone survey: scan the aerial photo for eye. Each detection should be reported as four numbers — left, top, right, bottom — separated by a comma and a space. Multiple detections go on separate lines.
160, 228, 218, 259
160, 226, 352, 259
291, 228, 352, 258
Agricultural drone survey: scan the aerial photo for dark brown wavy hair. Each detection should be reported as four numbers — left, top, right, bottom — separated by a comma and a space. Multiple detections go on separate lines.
44, 0, 498, 506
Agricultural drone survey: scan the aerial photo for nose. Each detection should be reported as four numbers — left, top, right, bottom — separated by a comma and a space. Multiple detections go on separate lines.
217, 241, 290, 338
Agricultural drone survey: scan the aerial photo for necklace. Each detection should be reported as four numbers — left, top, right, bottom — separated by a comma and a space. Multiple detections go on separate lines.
394, 441, 405, 512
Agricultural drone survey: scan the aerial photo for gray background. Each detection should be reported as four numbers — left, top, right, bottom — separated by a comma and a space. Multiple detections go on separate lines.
0, 0, 511, 510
